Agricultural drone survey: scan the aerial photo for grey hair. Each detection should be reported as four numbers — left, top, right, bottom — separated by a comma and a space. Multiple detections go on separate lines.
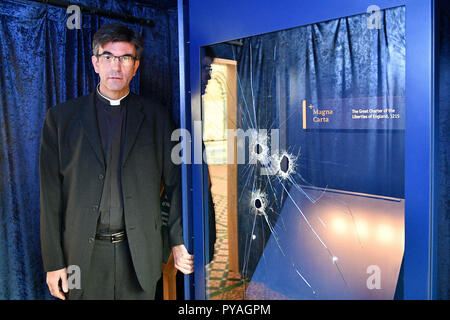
92, 23, 143, 60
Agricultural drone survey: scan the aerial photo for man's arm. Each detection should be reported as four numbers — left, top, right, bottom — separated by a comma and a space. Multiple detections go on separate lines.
39, 107, 68, 298
161, 108, 193, 274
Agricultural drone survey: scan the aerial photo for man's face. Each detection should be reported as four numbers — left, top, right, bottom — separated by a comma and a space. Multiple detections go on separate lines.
91, 41, 140, 98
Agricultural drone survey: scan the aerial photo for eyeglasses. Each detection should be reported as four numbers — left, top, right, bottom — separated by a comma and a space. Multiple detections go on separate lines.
96, 53, 137, 67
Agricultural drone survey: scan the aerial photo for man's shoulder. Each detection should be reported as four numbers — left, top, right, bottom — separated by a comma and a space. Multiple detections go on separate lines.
131, 92, 165, 108
54, 93, 92, 109
46, 93, 93, 122
130, 93, 170, 116
49, 93, 92, 114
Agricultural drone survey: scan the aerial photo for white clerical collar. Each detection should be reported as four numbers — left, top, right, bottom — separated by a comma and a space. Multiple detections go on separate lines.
96, 84, 130, 106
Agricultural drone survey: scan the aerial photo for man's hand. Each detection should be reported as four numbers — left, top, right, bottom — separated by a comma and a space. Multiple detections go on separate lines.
46, 267, 68, 300
172, 244, 194, 274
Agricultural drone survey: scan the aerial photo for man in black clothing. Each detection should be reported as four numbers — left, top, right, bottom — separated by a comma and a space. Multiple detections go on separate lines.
40, 23, 193, 300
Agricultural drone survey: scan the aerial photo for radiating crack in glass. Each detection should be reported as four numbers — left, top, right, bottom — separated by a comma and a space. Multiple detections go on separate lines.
204, 40, 366, 299
202, 6, 408, 300
240, 42, 352, 297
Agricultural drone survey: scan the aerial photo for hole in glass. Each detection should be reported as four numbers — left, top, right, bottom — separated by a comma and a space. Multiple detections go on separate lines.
202, 5, 405, 300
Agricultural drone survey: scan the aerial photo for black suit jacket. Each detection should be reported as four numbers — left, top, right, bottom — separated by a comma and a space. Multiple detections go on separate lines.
39, 92, 183, 297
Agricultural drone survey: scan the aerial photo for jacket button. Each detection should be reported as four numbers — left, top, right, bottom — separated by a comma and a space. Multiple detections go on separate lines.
98, 174, 104, 180
92, 205, 98, 212
88, 237, 95, 243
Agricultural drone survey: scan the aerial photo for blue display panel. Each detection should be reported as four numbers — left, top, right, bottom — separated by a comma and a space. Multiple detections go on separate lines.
186, 0, 434, 299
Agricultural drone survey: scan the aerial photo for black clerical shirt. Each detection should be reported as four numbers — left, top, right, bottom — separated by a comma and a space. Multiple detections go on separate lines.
95, 87, 129, 233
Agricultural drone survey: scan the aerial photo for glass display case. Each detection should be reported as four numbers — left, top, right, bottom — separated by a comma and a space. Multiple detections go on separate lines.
182, 0, 435, 300
201, 6, 405, 300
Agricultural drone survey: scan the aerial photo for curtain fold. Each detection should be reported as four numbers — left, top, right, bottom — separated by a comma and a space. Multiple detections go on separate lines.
0, 0, 178, 299
437, 6, 450, 300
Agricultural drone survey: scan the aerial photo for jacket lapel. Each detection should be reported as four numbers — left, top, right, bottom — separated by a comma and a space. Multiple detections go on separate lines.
122, 93, 145, 167
79, 92, 105, 168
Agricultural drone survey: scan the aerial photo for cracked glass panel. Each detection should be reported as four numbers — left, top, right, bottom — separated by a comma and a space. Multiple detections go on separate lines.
202, 6, 405, 300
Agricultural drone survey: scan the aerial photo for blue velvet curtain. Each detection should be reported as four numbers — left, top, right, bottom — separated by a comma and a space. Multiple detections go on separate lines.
437, 5, 450, 300
0, 0, 178, 299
